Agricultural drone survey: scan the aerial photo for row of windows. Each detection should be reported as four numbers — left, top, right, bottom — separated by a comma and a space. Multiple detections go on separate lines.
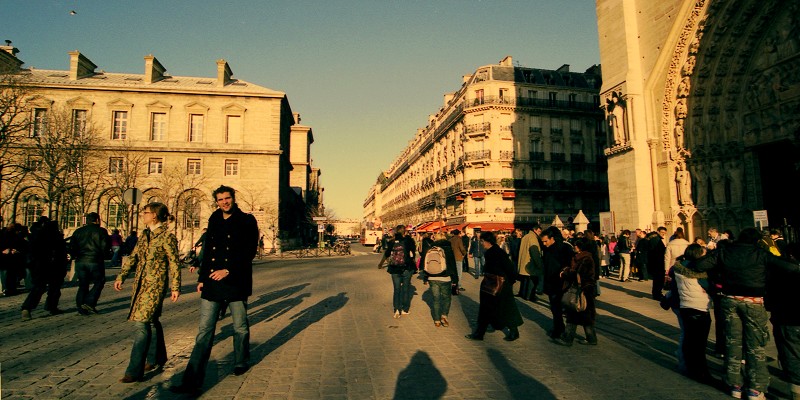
31, 108, 242, 143
107, 157, 239, 176
473, 89, 600, 105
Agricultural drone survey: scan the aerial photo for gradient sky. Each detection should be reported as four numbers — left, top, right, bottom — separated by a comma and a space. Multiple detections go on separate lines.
3, 0, 600, 220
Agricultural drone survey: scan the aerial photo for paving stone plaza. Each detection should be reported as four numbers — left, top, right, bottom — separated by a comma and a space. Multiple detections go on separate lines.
0, 253, 793, 399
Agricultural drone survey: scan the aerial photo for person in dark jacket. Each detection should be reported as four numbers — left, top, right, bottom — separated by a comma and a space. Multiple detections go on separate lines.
122, 230, 138, 256
377, 224, 417, 319
554, 237, 598, 346
21, 217, 68, 320
541, 226, 573, 340
694, 227, 800, 399
648, 227, 668, 300
1, 222, 27, 296
69, 212, 110, 315
419, 232, 434, 273
172, 186, 259, 395
465, 231, 523, 342
767, 242, 800, 400
616, 229, 633, 281
420, 233, 459, 327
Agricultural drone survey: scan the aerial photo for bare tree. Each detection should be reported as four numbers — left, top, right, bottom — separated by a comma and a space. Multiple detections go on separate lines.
102, 139, 147, 232
0, 69, 33, 219
152, 164, 208, 248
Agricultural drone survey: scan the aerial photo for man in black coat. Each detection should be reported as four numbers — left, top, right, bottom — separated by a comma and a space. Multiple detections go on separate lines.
541, 227, 574, 340
69, 212, 110, 315
647, 227, 668, 300
173, 185, 259, 395
21, 217, 68, 320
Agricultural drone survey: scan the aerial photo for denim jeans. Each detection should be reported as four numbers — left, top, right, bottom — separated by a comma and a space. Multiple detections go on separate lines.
456, 260, 464, 288
673, 307, 686, 373
110, 246, 121, 267
680, 308, 710, 380
125, 320, 166, 378
721, 296, 770, 392
472, 256, 484, 277
391, 270, 412, 312
429, 280, 451, 320
182, 299, 250, 388
773, 324, 800, 385
75, 261, 105, 308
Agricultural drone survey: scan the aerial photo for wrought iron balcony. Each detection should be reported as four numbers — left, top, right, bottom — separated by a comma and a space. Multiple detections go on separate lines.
499, 150, 514, 160
465, 150, 491, 161
465, 122, 491, 135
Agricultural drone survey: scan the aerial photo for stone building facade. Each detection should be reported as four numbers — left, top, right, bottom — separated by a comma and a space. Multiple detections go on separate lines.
364, 56, 606, 233
0, 45, 321, 250
597, 0, 800, 239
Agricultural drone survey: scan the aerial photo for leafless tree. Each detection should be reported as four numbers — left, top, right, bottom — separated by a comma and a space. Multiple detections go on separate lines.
152, 164, 208, 248
0, 70, 33, 219
102, 139, 148, 232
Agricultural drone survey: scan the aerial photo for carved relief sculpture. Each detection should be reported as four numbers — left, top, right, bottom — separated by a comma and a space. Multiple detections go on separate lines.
710, 160, 726, 205
726, 160, 743, 206
674, 119, 685, 149
675, 99, 688, 119
676, 162, 693, 206
690, 163, 708, 207
677, 77, 691, 98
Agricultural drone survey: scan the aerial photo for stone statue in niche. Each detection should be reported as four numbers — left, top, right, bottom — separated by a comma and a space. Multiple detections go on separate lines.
677, 77, 691, 98
690, 163, 708, 206
606, 91, 627, 145
710, 160, 726, 205
675, 99, 688, 119
726, 160, 744, 206
674, 120, 685, 149
676, 163, 693, 205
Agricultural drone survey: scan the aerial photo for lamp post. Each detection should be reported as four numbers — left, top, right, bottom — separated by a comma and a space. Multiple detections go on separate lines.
435, 193, 447, 232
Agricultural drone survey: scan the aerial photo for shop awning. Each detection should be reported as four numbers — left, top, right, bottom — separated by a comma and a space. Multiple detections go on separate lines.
444, 222, 469, 233
471, 192, 485, 199
502, 191, 516, 198
424, 221, 445, 232
468, 222, 515, 232
415, 221, 434, 232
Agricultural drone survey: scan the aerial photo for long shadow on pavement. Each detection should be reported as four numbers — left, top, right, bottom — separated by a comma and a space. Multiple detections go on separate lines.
599, 280, 652, 300
514, 298, 553, 335
393, 351, 446, 400
488, 348, 556, 400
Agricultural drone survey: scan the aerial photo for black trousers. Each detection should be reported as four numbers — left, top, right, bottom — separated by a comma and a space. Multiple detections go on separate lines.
649, 265, 665, 299
548, 293, 565, 339
22, 267, 63, 311
75, 261, 105, 308
680, 308, 711, 380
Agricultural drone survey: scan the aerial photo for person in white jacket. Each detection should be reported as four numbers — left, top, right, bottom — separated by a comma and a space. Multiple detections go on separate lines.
663, 229, 690, 299
673, 243, 712, 382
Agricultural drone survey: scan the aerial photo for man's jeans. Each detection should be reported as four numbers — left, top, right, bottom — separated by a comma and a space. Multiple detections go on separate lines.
455, 259, 464, 288
618, 253, 631, 281
182, 299, 250, 388
429, 280, 451, 319
391, 270, 412, 312
473, 256, 484, 277
75, 261, 105, 308
125, 320, 167, 378
773, 324, 800, 386
722, 297, 770, 392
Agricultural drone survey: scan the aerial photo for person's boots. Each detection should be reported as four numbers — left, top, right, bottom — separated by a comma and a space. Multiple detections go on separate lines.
580, 325, 598, 345
555, 323, 576, 346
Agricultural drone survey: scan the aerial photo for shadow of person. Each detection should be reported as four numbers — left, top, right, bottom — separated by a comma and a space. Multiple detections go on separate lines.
250, 292, 349, 363
421, 284, 435, 319
248, 283, 311, 308
487, 348, 556, 400
212, 292, 312, 348
456, 291, 480, 330
514, 298, 556, 334
393, 351, 447, 400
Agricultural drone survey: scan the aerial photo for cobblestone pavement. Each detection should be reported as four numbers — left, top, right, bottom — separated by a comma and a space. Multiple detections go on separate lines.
0, 253, 793, 399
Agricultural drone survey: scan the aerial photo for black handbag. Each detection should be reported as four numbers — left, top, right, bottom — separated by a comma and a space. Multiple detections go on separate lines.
480, 273, 505, 296
451, 283, 460, 296
561, 274, 587, 312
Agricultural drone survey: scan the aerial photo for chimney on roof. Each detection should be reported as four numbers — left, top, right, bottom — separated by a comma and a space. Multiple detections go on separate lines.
0, 41, 23, 72
499, 56, 513, 67
68, 50, 96, 80
144, 54, 166, 84
216, 59, 232, 87
293, 113, 301, 124
444, 92, 455, 106
556, 64, 570, 73
463, 74, 472, 84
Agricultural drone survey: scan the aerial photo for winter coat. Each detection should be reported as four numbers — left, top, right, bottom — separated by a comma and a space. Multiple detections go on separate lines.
116, 225, 181, 322
646, 233, 667, 273
673, 260, 711, 312
694, 242, 800, 297
420, 239, 459, 285
542, 241, 573, 296
449, 235, 467, 261
664, 238, 690, 272
563, 250, 597, 325
478, 245, 523, 329
69, 223, 110, 265
199, 205, 259, 302
518, 231, 542, 277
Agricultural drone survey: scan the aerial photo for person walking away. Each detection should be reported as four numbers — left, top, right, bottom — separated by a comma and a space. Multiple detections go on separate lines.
461, 231, 470, 273
420, 232, 458, 327
449, 230, 467, 292
1, 223, 27, 296
694, 227, 800, 400
69, 212, 110, 315
616, 230, 633, 281
507, 228, 522, 269
664, 229, 690, 299
123, 230, 138, 257
517, 225, 543, 301
599, 236, 611, 279
553, 237, 598, 346
171, 186, 259, 395
541, 227, 572, 340
584, 230, 602, 296
21, 217, 68, 320
673, 244, 712, 382
419, 232, 434, 273
109, 229, 123, 267
469, 230, 485, 278
647, 227, 668, 299
377, 224, 416, 318
634, 230, 652, 281
114, 202, 181, 383
465, 231, 523, 341
766, 242, 800, 400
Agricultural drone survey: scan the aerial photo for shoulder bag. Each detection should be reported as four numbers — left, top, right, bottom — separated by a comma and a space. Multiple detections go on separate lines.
480, 273, 505, 296
561, 273, 587, 312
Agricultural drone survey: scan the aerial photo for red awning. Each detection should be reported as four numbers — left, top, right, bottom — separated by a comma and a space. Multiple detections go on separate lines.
471, 192, 485, 199
415, 222, 434, 232
444, 222, 469, 233
469, 222, 515, 232
455, 195, 465, 201
502, 191, 516, 198
426, 221, 445, 232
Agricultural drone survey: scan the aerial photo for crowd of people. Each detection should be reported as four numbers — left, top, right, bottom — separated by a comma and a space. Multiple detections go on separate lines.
375, 223, 800, 400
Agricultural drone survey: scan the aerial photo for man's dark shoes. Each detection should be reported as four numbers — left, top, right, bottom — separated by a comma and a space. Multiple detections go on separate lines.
233, 365, 250, 376
119, 375, 140, 383
465, 333, 484, 341
81, 304, 98, 314
48, 308, 64, 315
77, 308, 90, 316
170, 384, 201, 396
144, 363, 162, 372
503, 333, 520, 342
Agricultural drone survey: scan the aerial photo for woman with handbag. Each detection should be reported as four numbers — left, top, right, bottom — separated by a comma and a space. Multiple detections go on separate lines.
113, 202, 181, 383
554, 237, 597, 346
465, 231, 523, 341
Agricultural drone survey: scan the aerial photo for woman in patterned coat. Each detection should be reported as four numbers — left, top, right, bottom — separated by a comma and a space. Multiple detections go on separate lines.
114, 202, 181, 383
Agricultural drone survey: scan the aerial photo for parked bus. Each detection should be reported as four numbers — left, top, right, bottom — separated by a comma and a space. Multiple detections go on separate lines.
361, 228, 382, 247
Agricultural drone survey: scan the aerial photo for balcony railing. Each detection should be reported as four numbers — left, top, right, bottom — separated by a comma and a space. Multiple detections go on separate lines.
465, 122, 491, 134
530, 152, 545, 161
529, 127, 542, 133
465, 150, 491, 161
551, 153, 566, 162
499, 150, 514, 160
466, 96, 601, 112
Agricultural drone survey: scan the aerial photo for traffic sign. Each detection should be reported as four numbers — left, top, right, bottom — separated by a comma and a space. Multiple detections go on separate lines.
753, 210, 769, 229
318, 224, 325, 232
122, 188, 143, 205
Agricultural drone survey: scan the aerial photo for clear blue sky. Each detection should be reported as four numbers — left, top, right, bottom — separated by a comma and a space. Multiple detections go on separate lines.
3, 0, 600, 220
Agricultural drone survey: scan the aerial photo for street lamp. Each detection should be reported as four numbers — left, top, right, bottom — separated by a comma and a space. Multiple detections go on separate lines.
435, 192, 447, 231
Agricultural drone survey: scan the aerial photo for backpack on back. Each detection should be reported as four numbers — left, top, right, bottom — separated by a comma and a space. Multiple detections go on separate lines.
389, 240, 407, 267
424, 246, 447, 275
